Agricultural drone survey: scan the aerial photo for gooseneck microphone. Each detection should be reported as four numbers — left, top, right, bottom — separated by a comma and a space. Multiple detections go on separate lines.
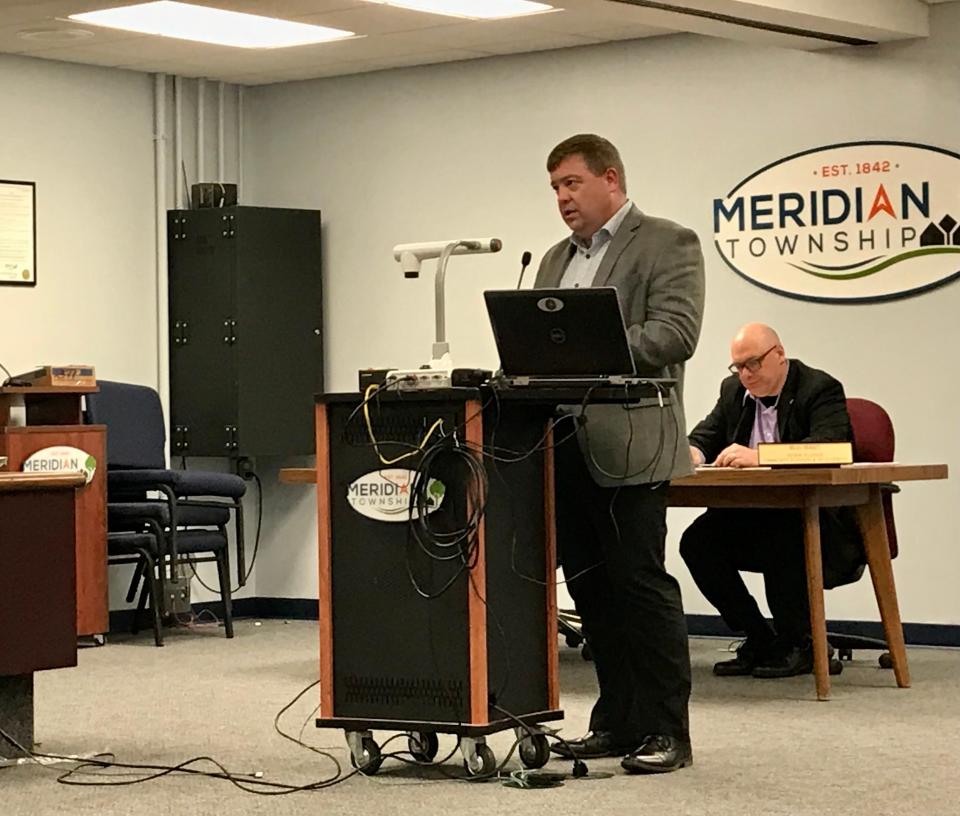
393, 238, 502, 278
516, 250, 533, 289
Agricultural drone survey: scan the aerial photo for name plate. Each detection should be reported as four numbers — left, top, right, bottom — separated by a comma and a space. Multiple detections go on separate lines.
17, 365, 96, 387
757, 441, 853, 467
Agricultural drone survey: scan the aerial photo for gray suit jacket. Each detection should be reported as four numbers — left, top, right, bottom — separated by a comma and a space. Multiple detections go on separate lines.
534, 204, 705, 486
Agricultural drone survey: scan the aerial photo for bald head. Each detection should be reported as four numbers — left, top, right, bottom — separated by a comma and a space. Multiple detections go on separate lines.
729, 323, 788, 397
733, 323, 781, 352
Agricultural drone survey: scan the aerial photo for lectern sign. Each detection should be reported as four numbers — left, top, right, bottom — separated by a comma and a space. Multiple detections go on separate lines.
23, 446, 97, 484
713, 141, 960, 302
347, 469, 445, 522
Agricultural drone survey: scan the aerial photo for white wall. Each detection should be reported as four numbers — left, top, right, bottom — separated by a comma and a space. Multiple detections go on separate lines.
244, 7, 960, 626
0, 56, 157, 385
4, 7, 957, 626
0, 55, 250, 609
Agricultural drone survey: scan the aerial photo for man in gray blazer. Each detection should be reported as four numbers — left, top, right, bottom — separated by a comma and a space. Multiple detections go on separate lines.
538, 134, 704, 774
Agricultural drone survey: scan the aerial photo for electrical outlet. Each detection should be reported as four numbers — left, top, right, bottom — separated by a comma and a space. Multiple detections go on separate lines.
235, 456, 256, 480
165, 568, 192, 616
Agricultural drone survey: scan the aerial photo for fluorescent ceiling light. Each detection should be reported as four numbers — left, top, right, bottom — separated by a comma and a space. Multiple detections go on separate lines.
68, 1, 355, 49
363, 0, 556, 20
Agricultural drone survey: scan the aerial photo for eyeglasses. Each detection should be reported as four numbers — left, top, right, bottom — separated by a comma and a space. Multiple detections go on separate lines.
728, 345, 777, 375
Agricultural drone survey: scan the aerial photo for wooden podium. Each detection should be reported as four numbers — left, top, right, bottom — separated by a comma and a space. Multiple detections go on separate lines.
283, 384, 663, 774
304, 389, 561, 774
0, 472, 83, 758
0, 386, 107, 637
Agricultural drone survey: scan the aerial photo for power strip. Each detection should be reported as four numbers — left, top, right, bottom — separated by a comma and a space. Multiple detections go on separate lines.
384, 368, 453, 390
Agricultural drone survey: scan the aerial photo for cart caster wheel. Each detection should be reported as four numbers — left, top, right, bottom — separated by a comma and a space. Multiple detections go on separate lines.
879, 652, 894, 670
463, 743, 496, 777
519, 733, 550, 769
408, 731, 439, 762
564, 633, 583, 648
581, 642, 593, 662
829, 658, 843, 676
839, 647, 853, 661
350, 736, 383, 775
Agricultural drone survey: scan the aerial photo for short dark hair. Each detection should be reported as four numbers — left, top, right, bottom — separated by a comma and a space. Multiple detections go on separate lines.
546, 134, 627, 194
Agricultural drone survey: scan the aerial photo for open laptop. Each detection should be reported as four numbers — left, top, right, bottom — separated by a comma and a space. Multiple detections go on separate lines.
483, 287, 675, 390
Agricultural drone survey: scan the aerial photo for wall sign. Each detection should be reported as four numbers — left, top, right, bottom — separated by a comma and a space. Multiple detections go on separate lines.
23, 446, 97, 484
713, 142, 960, 303
347, 468, 445, 523
0, 179, 36, 286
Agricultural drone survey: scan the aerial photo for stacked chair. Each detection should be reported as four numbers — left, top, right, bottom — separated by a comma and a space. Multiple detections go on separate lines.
87, 381, 246, 646
106, 529, 165, 647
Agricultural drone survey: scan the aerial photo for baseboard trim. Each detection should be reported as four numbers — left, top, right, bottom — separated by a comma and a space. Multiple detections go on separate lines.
685, 613, 960, 648
229, 597, 318, 619
109, 600, 960, 648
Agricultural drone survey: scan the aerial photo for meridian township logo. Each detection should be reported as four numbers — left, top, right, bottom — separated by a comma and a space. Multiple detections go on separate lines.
347, 468, 445, 523
713, 141, 960, 302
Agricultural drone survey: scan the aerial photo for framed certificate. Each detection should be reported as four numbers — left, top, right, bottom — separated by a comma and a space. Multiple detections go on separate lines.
0, 180, 36, 286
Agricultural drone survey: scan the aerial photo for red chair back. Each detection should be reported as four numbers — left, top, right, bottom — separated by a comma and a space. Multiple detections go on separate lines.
846, 398, 898, 557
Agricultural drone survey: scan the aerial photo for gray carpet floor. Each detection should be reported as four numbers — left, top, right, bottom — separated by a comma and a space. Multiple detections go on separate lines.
4, 619, 959, 815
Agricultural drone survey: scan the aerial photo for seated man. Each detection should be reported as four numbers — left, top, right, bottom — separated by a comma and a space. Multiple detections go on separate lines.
679, 323, 864, 678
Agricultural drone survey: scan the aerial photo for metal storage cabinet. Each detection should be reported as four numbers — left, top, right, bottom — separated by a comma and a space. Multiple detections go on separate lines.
168, 206, 323, 458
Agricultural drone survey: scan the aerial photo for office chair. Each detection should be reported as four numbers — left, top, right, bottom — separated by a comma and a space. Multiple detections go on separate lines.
86, 381, 244, 641
827, 397, 900, 668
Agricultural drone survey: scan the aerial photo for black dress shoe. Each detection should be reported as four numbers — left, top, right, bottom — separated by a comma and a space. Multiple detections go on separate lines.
551, 731, 625, 759
621, 735, 693, 774
713, 636, 775, 677
752, 641, 814, 678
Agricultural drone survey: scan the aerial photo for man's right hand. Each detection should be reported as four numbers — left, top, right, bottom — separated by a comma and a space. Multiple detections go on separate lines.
689, 446, 705, 466
714, 443, 759, 468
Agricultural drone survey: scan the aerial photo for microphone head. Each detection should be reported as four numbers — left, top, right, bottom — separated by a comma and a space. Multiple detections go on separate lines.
521, 250, 532, 267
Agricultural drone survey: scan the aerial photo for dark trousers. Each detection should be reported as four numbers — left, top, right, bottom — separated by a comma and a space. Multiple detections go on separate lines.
679, 508, 861, 645
555, 439, 691, 746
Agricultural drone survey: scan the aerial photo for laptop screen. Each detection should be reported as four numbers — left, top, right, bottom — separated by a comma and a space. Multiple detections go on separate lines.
483, 287, 636, 378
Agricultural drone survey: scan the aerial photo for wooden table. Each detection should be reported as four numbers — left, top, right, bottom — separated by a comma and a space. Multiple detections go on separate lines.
668, 463, 949, 700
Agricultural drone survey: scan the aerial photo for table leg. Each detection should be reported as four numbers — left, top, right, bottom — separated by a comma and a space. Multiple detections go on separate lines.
0, 674, 33, 758
802, 494, 830, 701
855, 486, 910, 688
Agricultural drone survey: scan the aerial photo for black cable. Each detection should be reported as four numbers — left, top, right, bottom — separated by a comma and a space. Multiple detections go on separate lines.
341, 378, 423, 458
403, 437, 487, 600
0, 360, 23, 386
2, 678, 457, 792
246, 471, 264, 582
272, 679, 343, 770
0, 723, 352, 793
582, 382, 673, 481
189, 470, 262, 595
490, 702, 588, 779
475, 392, 600, 590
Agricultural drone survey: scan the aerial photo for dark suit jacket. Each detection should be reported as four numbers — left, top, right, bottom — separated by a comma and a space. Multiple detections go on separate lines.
535, 205, 705, 486
689, 358, 865, 588
688, 358, 851, 462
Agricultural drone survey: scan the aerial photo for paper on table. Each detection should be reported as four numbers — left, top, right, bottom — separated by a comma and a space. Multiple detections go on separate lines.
695, 464, 772, 471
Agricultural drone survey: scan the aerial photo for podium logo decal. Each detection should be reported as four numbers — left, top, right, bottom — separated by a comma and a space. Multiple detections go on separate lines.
23, 446, 97, 484
347, 469, 445, 522
713, 141, 960, 302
